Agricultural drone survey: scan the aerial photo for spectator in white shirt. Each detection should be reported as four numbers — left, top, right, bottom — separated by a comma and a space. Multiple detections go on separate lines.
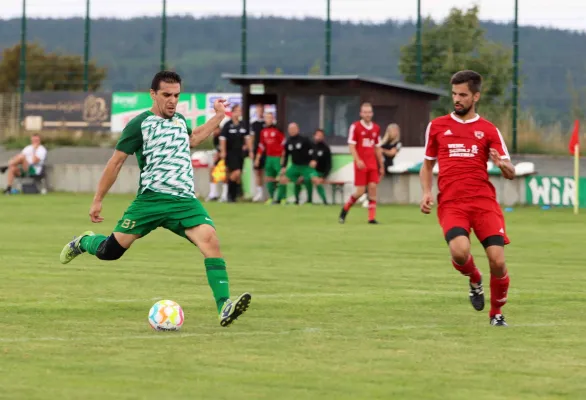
2, 134, 47, 194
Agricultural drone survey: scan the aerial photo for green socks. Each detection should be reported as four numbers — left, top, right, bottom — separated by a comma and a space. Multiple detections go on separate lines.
205, 258, 231, 313
277, 183, 287, 202
303, 181, 313, 203
294, 184, 302, 203
267, 181, 277, 200
80, 234, 108, 255
316, 184, 327, 204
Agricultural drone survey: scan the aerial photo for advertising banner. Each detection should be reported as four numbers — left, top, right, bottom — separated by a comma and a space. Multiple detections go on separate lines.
22, 91, 111, 130
111, 92, 207, 132
525, 175, 586, 207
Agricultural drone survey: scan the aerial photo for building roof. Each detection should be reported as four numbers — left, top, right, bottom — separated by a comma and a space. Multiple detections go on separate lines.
222, 73, 447, 97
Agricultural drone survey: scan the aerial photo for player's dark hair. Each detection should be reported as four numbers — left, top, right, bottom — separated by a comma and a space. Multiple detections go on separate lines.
151, 71, 182, 91
450, 70, 482, 93
315, 128, 325, 135
231, 104, 241, 112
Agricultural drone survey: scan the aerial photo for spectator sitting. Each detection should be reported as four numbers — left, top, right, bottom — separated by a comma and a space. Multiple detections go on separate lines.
2, 134, 47, 195
381, 123, 402, 172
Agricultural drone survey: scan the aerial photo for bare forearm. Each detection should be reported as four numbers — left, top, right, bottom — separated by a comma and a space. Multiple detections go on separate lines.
420, 165, 433, 194
220, 140, 227, 158
94, 160, 123, 202
191, 114, 225, 147
500, 161, 515, 180
349, 144, 360, 162
246, 136, 253, 152
376, 148, 384, 167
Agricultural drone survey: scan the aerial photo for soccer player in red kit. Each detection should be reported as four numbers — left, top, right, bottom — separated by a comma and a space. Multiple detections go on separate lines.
339, 102, 385, 224
254, 113, 285, 202
419, 70, 515, 327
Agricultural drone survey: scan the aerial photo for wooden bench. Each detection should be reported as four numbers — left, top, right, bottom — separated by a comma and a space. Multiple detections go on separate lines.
324, 180, 352, 204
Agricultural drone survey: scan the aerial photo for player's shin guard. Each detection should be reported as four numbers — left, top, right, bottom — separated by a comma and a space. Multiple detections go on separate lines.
95, 234, 127, 261
80, 234, 108, 256
451, 254, 482, 285
490, 272, 510, 318
343, 195, 358, 212
204, 258, 231, 313
368, 199, 377, 221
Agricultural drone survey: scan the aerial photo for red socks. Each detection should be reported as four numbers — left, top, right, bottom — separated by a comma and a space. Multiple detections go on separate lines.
368, 200, 377, 221
343, 195, 358, 212
490, 273, 510, 317
451, 255, 482, 285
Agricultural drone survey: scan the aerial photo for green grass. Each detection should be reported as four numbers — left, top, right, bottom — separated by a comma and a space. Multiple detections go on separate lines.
1, 194, 586, 399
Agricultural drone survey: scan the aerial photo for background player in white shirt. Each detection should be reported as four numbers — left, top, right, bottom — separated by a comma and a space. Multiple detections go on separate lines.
2, 134, 47, 194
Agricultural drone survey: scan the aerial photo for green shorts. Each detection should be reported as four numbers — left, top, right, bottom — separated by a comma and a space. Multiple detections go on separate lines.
285, 164, 314, 182
264, 156, 282, 178
113, 190, 215, 240
18, 165, 36, 177
309, 169, 326, 179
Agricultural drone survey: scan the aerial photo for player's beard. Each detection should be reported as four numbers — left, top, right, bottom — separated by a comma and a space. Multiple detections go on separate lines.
453, 103, 472, 116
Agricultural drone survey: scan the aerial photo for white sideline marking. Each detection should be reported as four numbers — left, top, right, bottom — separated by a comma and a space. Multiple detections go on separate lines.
0, 322, 582, 344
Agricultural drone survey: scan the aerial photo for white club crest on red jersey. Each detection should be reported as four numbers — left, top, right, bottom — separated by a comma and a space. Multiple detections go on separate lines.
474, 131, 484, 139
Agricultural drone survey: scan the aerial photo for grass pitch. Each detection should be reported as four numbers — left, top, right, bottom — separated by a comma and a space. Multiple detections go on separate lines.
1, 194, 585, 399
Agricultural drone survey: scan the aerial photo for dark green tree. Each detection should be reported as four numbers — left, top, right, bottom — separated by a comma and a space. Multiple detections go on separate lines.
0, 43, 107, 92
399, 6, 514, 117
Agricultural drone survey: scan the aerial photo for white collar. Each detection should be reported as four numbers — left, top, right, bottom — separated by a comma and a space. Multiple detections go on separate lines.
360, 120, 373, 129
450, 112, 480, 124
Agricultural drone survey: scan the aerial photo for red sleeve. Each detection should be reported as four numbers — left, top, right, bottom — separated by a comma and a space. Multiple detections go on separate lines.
489, 127, 510, 160
424, 122, 438, 160
348, 123, 357, 145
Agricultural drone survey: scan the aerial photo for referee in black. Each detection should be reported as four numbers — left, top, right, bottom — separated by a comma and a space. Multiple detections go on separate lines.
219, 104, 253, 202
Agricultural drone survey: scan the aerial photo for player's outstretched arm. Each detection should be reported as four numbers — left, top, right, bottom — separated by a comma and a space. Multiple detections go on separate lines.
90, 150, 129, 222
190, 100, 227, 147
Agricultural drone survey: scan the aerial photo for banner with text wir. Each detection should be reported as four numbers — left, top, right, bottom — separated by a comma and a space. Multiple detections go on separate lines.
525, 175, 586, 208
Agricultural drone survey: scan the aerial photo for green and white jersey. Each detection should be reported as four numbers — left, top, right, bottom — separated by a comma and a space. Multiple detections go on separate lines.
116, 111, 195, 199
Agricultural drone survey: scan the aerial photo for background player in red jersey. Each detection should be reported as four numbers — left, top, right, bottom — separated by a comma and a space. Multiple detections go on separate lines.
339, 102, 385, 224
254, 113, 285, 202
419, 70, 515, 327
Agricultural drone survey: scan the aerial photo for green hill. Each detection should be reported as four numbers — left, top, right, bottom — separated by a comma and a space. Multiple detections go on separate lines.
1, 16, 585, 125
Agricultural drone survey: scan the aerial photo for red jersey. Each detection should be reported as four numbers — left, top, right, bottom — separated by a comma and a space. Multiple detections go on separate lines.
424, 113, 510, 204
257, 126, 285, 157
348, 120, 381, 169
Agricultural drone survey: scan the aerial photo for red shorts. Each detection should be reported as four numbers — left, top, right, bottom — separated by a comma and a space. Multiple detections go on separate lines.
437, 198, 510, 245
354, 166, 380, 186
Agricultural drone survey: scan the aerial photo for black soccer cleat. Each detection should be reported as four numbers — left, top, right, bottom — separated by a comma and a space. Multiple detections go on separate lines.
469, 280, 485, 311
368, 219, 379, 224
490, 314, 508, 327
338, 208, 347, 224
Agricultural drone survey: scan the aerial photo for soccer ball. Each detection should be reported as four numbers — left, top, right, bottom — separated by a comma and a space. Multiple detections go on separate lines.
148, 300, 184, 331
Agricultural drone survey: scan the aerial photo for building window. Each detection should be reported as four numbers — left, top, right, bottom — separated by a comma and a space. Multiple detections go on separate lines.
323, 96, 361, 141
285, 95, 320, 135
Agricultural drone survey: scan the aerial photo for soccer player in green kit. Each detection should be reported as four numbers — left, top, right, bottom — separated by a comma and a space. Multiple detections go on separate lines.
275, 122, 315, 204
59, 71, 251, 328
